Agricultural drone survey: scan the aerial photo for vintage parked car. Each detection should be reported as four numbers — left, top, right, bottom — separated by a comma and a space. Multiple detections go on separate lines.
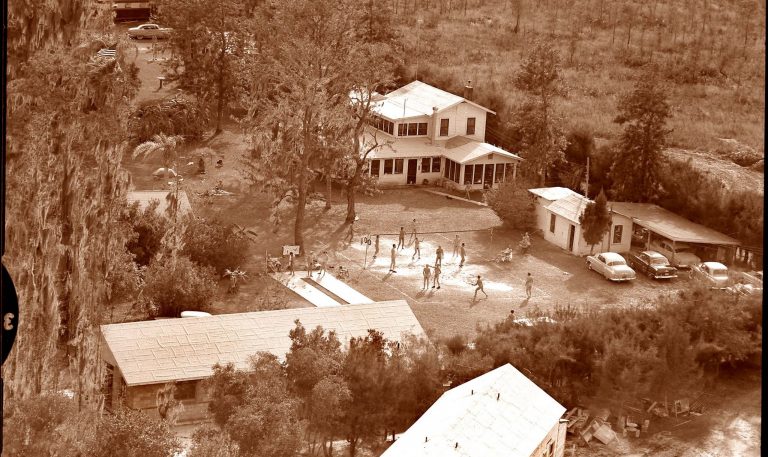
649, 239, 701, 269
586, 252, 636, 282
728, 270, 763, 296
627, 251, 678, 279
690, 262, 731, 289
127, 24, 172, 40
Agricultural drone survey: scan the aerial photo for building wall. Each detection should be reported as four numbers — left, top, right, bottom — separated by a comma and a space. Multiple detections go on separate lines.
434, 102, 488, 142
534, 203, 634, 256
530, 420, 566, 457
124, 381, 209, 424
370, 155, 443, 186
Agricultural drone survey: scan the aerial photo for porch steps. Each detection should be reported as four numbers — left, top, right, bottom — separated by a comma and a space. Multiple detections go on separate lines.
271, 272, 342, 308
422, 189, 488, 207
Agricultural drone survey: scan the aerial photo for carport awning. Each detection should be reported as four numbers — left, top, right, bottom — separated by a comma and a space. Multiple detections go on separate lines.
609, 202, 740, 246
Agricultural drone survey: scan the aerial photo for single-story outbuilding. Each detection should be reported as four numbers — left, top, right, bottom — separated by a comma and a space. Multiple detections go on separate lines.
382, 363, 568, 457
609, 202, 741, 263
100, 300, 426, 424
126, 190, 193, 217
529, 187, 632, 256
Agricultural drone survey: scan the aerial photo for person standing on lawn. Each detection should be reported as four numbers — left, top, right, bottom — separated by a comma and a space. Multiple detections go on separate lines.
525, 272, 533, 298
435, 245, 444, 267
409, 218, 417, 243
459, 243, 466, 267
306, 251, 315, 278
389, 244, 398, 273
318, 250, 329, 279
397, 227, 406, 250
412, 237, 421, 260
288, 251, 295, 276
422, 264, 431, 290
452, 234, 461, 258
373, 234, 380, 260
472, 275, 487, 302
432, 264, 441, 289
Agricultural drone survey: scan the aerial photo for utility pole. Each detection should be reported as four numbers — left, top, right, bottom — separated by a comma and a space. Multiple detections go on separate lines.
584, 156, 590, 198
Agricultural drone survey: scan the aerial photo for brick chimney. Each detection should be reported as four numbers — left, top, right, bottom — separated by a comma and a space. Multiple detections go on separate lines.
430, 106, 439, 144
463, 80, 473, 101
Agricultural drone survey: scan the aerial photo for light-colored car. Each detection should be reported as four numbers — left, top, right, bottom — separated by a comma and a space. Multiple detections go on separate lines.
649, 239, 701, 269
627, 251, 678, 279
127, 24, 172, 40
586, 252, 636, 282
728, 270, 762, 296
690, 262, 730, 289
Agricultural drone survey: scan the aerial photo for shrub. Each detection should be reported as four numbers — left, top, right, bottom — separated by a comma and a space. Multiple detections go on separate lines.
485, 176, 536, 230
128, 95, 210, 144
142, 255, 218, 317
123, 200, 169, 266
182, 217, 250, 275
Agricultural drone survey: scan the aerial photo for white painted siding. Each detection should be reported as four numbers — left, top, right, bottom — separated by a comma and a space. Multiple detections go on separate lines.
436, 102, 488, 141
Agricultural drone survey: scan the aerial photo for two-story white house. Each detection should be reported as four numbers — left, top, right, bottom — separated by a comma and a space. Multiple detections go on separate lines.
362, 81, 522, 190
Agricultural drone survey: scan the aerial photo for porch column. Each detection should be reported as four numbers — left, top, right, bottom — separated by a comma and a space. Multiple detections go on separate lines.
512, 162, 517, 180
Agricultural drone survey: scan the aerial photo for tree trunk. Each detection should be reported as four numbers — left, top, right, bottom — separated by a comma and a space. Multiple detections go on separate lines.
325, 171, 332, 210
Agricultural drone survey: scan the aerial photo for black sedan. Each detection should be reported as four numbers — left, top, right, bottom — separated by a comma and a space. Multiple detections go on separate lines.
627, 251, 678, 279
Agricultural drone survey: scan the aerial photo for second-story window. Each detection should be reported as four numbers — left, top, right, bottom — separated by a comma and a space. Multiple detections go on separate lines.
466, 117, 476, 135
398, 122, 428, 137
440, 119, 449, 136
370, 115, 394, 135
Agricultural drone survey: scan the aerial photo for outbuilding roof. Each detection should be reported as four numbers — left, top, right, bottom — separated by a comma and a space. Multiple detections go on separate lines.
528, 187, 582, 202
101, 300, 425, 386
545, 193, 591, 223
373, 81, 495, 120
381, 363, 566, 457
126, 190, 192, 217
609, 202, 740, 246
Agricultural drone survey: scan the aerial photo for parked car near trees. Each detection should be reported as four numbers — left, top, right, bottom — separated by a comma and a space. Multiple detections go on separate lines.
627, 251, 677, 279
586, 252, 636, 282
649, 239, 701, 269
127, 24, 172, 40
690, 262, 731, 289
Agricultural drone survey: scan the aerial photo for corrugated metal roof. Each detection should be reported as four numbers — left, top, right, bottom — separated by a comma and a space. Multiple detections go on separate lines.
528, 187, 581, 202
126, 191, 193, 216
382, 363, 566, 457
545, 193, 590, 223
373, 81, 494, 120
368, 135, 520, 164
609, 202, 740, 246
101, 300, 426, 386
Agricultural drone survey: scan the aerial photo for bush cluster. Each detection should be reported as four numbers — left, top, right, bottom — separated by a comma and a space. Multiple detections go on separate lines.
128, 95, 210, 144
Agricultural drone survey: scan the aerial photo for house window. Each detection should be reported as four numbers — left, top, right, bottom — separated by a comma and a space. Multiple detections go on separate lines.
444, 159, 450, 178
473, 165, 483, 184
494, 163, 505, 183
394, 159, 404, 174
175, 381, 196, 401
371, 159, 380, 177
421, 157, 431, 172
384, 159, 394, 174
440, 119, 449, 136
466, 117, 476, 135
370, 115, 394, 135
397, 124, 407, 136
408, 123, 418, 136
453, 161, 460, 182
463, 164, 473, 184
613, 225, 623, 244
549, 214, 556, 233
431, 157, 441, 173
418, 123, 428, 135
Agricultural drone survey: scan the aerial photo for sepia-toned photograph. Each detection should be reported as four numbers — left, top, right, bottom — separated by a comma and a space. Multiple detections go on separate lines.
2, 0, 763, 455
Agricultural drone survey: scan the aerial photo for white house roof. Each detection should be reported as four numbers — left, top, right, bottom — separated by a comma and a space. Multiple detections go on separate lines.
382, 363, 566, 457
368, 134, 520, 164
126, 190, 192, 216
101, 300, 425, 386
545, 193, 591, 223
609, 202, 740, 246
528, 187, 581, 202
373, 81, 495, 120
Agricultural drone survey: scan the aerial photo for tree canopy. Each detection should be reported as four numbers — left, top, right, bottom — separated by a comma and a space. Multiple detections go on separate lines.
579, 189, 612, 254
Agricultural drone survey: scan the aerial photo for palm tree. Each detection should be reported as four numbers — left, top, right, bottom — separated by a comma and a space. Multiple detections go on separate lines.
133, 133, 185, 179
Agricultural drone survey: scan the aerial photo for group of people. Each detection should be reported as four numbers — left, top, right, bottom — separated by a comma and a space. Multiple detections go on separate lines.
370, 219, 467, 273
283, 250, 332, 280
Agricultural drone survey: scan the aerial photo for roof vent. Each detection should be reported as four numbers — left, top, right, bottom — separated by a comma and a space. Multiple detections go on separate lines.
455, 442, 459, 449
464, 80, 473, 101
497, 393, 500, 401
425, 436, 428, 442
471, 389, 473, 395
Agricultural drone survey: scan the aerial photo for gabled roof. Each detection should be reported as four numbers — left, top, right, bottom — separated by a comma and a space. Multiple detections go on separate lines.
367, 134, 520, 164
545, 193, 591, 223
101, 300, 426, 386
373, 81, 495, 120
609, 202, 740, 246
382, 363, 566, 457
126, 190, 192, 217
528, 187, 581, 202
